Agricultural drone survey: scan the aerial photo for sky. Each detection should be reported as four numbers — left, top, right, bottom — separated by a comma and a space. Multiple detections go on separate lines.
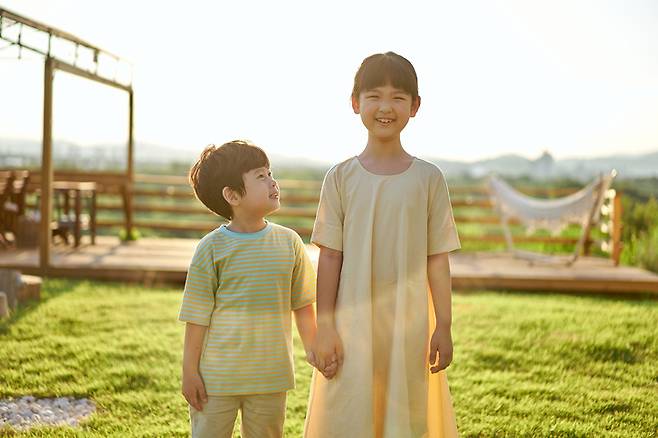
1, 0, 657, 164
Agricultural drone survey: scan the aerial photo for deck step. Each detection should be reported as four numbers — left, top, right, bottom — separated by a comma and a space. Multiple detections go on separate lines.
1, 237, 657, 294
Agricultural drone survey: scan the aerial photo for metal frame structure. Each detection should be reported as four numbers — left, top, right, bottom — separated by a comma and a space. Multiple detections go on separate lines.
0, 6, 134, 272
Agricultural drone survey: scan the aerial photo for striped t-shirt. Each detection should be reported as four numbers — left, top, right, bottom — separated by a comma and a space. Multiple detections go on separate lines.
178, 222, 316, 396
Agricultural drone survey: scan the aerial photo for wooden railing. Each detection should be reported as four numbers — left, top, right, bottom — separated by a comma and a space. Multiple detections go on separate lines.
17, 169, 622, 263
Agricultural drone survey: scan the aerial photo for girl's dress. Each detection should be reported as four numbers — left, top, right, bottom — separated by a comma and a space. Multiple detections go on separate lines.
304, 156, 461, 438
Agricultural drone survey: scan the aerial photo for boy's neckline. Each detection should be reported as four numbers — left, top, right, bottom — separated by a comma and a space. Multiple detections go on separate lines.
354, 155, 417, 177
219, 221, 272, 239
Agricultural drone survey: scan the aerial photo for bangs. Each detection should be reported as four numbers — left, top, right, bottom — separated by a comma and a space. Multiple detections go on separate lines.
352, 52, 418, 99
237, 145, 270, 173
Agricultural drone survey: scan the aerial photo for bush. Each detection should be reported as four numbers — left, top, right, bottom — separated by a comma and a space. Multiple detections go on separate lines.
119, 227, 141, 242
621, 197, 658, 273
622, 197, 658, 241
636, 225, 658, 272
622, 224, 658, 273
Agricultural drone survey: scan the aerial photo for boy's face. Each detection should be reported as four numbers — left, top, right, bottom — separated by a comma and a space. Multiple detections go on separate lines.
229, 167, 280, 218
352, 83, 420, 142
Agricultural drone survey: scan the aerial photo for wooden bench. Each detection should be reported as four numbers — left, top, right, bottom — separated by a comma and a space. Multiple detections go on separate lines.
26, 170, 132, 245
0, 170, 30, 247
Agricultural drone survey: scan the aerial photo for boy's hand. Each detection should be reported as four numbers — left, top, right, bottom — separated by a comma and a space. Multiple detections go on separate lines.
429, 327, 453, 373
182, 371, 208, 411
313, 326, 344, 379
306, 350, 318, 368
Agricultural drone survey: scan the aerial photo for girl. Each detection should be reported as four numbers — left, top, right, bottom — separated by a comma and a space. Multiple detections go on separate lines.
305, 52, 461, 437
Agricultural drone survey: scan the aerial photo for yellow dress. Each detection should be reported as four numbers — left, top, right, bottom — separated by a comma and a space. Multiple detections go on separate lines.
304, 157, 461, 438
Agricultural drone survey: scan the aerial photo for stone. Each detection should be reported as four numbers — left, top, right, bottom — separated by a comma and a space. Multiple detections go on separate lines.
0, 292, 8, 318
0, 396, 95, 431
0, 272, 42, 310
0, 269, 21, 310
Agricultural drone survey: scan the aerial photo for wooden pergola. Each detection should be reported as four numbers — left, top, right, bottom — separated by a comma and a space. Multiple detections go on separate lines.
0, 7, 134, 272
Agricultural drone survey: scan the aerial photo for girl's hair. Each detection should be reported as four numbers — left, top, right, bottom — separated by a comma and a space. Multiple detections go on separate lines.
351, 52, 419, 99
189, 140, 270, 220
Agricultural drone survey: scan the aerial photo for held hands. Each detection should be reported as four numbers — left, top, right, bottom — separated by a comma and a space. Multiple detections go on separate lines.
429, 327, 453, 373
307, 351, 339, 379
309, 325, 344, 379
182, 370, 208, 411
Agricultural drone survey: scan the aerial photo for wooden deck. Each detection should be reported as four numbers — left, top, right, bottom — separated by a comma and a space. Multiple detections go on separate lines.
1, 236, 657, 293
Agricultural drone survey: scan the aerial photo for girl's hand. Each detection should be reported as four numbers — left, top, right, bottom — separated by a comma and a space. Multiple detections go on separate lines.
307, 349, 338, 377
429, 327, 453, 373
182, 371, 208, 411
322, 358, 339, 379
313, 325, 344, 379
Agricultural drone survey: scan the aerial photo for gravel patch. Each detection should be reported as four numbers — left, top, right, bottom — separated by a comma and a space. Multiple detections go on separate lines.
0, 396, 95, 430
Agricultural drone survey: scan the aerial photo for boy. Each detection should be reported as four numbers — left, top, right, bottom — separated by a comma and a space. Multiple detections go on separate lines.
179, 140, 323, 438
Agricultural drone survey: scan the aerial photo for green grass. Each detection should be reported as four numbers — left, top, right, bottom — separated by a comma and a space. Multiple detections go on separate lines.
1, 280, 656, 437
450, 291, 657, 437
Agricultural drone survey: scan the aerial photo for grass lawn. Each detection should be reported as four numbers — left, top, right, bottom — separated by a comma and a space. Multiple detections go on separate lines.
1, 279, 656, 437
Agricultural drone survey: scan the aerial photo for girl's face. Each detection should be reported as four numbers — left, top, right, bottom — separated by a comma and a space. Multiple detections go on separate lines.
352, 83, 420, 142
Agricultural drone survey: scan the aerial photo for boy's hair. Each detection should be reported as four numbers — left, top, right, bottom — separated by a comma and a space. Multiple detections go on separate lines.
352, 51, 419, 100
189, 140, 270, 220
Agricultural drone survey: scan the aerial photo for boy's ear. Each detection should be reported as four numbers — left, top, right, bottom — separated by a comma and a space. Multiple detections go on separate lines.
351, 95, 360, 114
410, 95, 421, 118
222, 186, 240, 206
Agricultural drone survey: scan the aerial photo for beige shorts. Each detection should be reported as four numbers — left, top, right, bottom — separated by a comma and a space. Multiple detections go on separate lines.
190, 392, 287, 438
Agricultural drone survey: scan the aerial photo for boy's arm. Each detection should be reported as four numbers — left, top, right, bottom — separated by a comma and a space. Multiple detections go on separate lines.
427, 252, 454, 373
293, 304, 317, 359
314, 246, 344, 374
182, 322, 208, 411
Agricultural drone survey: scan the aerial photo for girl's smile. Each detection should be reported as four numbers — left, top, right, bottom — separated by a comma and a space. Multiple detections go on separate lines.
352, 83, 420, 143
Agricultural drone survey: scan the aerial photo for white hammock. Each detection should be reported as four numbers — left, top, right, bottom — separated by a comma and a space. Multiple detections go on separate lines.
488, 172, 615, 265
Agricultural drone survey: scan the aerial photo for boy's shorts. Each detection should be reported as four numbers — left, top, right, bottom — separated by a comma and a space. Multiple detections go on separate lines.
190, 392, 287, 438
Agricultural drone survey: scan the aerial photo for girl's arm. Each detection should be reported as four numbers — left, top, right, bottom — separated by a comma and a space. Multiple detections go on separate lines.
427, 252, 454, 373
182, 322, 208, 410
314, 246, 344, 377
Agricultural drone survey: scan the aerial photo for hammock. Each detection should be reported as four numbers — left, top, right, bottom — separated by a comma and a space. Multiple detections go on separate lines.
488, 172, 616, 265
